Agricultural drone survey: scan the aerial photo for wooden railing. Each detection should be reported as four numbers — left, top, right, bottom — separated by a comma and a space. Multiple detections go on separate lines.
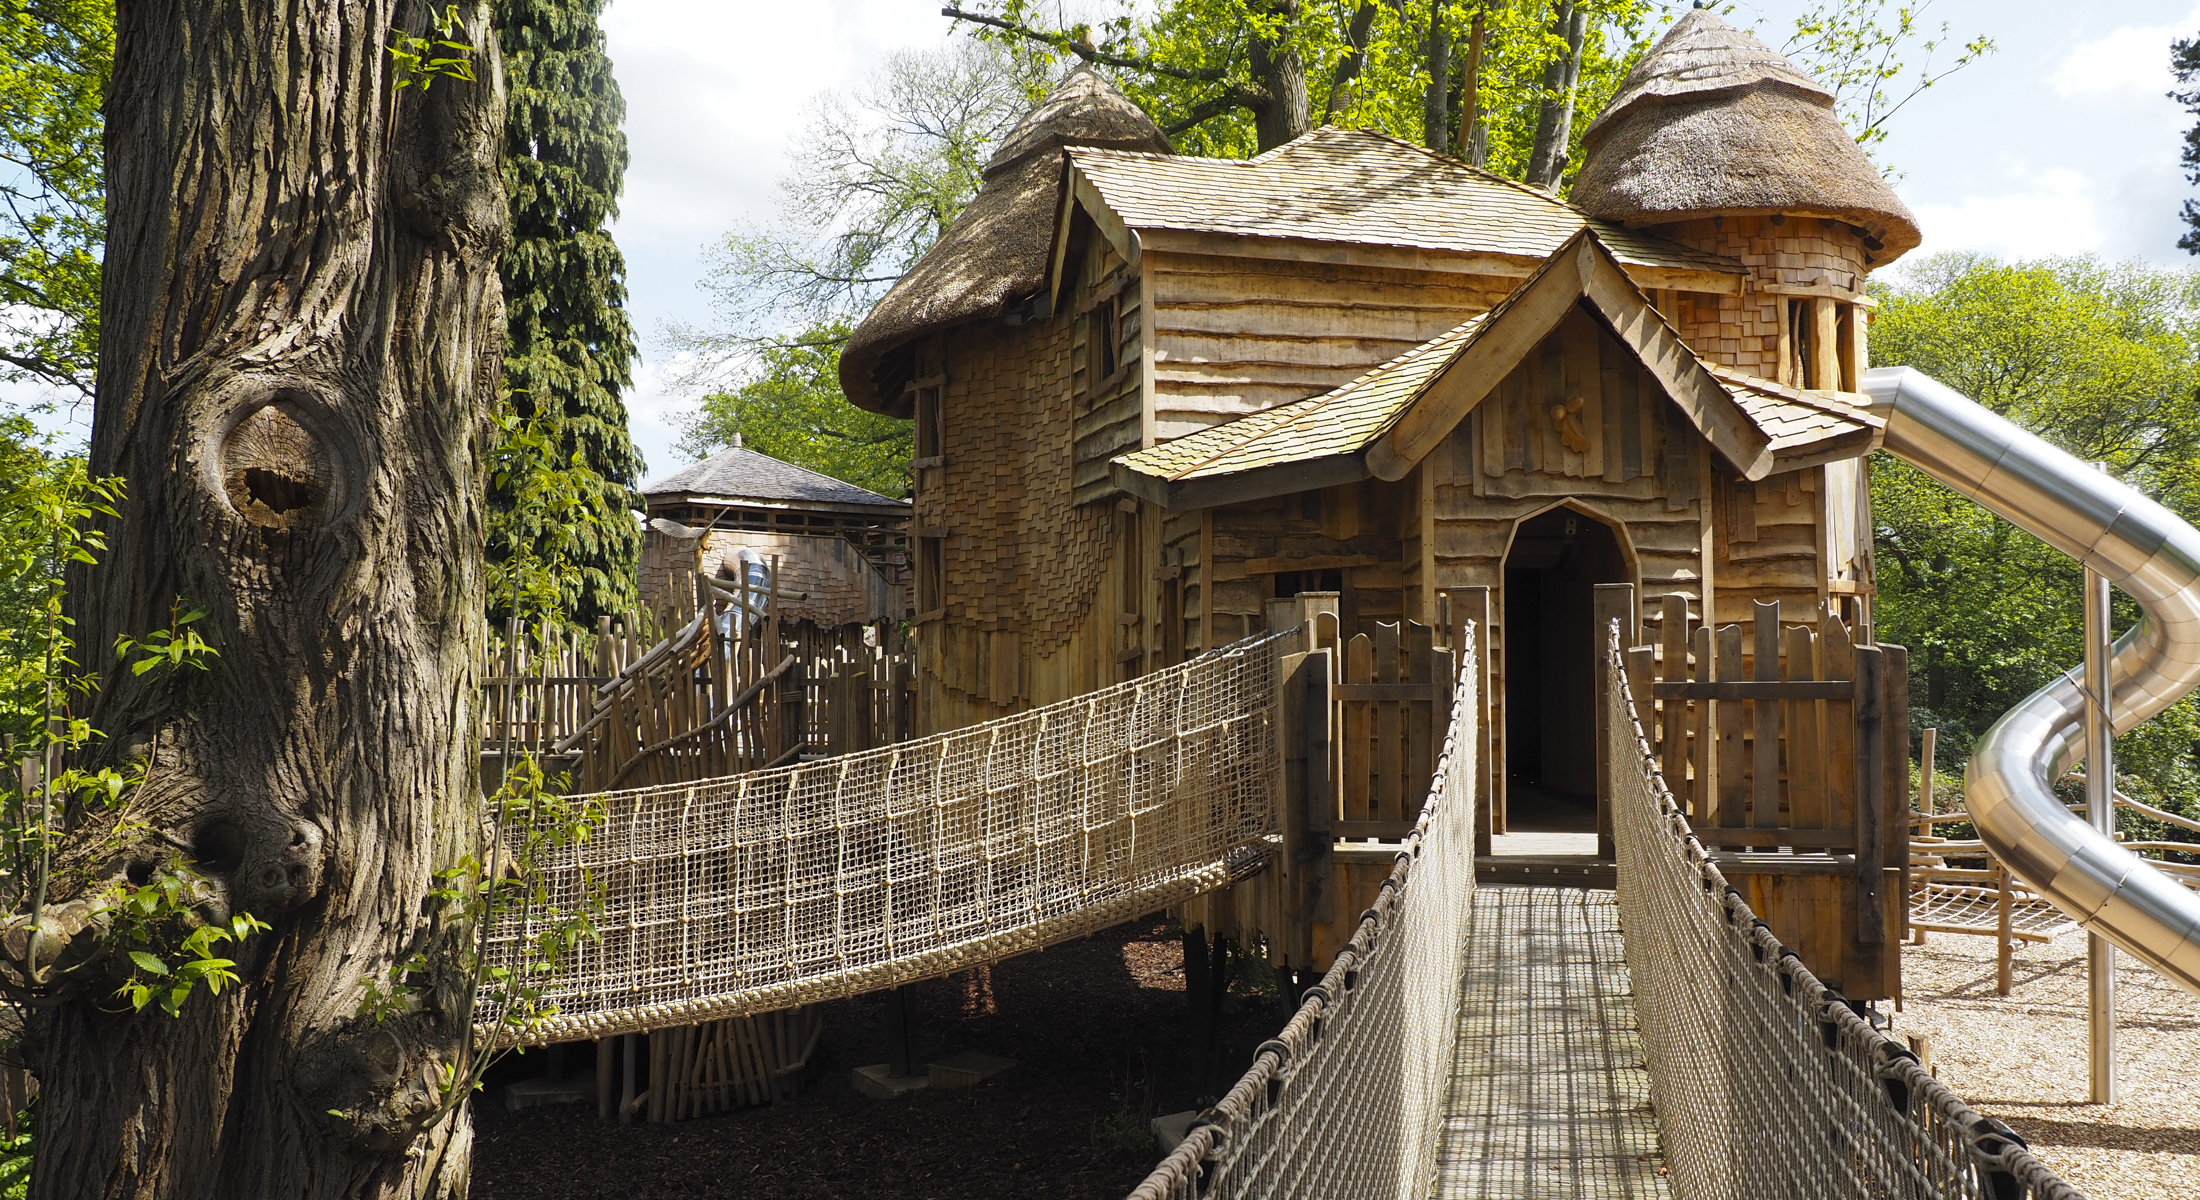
480, 563, 911, 794
1619, 592, 1909, 1002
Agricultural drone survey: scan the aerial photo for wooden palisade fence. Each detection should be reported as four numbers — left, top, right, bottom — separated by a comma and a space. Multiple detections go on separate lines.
481, 561, 912, 794
1621, 590, 1909, 1002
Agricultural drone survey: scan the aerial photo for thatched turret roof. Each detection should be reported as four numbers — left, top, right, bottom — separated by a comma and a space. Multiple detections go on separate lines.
1570, 10, 1920, 263
840, 68, 1170, 413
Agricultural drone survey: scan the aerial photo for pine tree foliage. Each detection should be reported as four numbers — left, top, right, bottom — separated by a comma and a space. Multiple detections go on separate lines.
494, 0, 644, 624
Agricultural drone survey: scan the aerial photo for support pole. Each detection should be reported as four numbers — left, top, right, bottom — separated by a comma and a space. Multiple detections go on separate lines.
2084, 464, 2118, 1104
1592, 584, 1636, 862
885, 985, 920, 1079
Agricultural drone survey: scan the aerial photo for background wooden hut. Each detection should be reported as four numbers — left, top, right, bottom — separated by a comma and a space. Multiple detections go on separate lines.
639, 434, 909, 628
842, 11, 1923, 995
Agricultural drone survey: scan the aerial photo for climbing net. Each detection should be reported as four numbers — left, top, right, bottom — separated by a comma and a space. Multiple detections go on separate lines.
1607, 625, 2083, 1200
486, 630, 1293, 1045
1128, 627, 1479, 1200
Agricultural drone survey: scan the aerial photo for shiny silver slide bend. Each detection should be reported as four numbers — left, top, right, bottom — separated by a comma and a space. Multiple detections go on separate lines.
1863, 367, 2200, 994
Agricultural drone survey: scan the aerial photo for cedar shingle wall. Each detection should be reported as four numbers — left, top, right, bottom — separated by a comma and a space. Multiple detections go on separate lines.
1651, 215, 1871, 382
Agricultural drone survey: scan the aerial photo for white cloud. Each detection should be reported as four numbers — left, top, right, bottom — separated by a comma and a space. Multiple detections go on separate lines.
1904, 166, 2106, 261
625, 352, 704, 485
2050, 6, 2200, 97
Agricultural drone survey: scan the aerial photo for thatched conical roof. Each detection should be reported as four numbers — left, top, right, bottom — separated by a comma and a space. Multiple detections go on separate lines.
1571, 10, 1920, 263
840, 68, 1170, 413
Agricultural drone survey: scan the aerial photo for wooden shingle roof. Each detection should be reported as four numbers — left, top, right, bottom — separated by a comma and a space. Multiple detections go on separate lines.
1113, 233, 1879, 510
1707, 365, 1882, 462
1065, 127, 1744, 280
644, 445, 909, 514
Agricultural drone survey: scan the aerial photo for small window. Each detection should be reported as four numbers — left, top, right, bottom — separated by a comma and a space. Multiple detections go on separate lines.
1788, 300, 1814, 388
1087, 295, 1120, 389
913, 385, 943, 463
916, 535, 944, 621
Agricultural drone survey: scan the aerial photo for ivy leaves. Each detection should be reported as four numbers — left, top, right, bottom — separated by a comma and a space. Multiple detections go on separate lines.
109, 876, 270, 1018
387, 5, 477, 93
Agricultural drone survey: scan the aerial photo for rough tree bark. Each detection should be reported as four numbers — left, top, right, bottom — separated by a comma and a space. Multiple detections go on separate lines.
1422, 0, 1451, 154
1525, 0, 1588, 188
24, 2, 506, 1197
1458, 10, 1488, 166
1246, 0, 1311, 151
1321, 2, 1380, 124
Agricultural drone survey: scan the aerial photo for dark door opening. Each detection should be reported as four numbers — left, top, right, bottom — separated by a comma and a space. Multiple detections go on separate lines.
1503, 508, 1629, 832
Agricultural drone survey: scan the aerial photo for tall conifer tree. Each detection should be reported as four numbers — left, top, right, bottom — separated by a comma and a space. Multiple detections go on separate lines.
495, 0, 643, 623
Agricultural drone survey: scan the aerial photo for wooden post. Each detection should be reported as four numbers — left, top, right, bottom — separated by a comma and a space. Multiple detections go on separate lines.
1690, 624, 1713, 820
1854, 645, 1886, 944
620, 1031, 636, 1126
596, 1038, 613, 1121
1450, 587, 1495, 855
1592, 584, 1635, 861
1752, 601, 1781, 829
1995, 863, 2015, 997
1715, 623, 1746, 835
1919, 726, 1938, 823
1278, 637, 1319, 971
884, 985, 918, 1078
1659, 594, 1690, 796
1881, 643, 1911, 947
1785, 625, 1825, 830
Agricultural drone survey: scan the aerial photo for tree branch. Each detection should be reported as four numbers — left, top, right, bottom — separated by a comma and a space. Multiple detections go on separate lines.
1163, 90, 1260, 136
940, 7, 1228, 84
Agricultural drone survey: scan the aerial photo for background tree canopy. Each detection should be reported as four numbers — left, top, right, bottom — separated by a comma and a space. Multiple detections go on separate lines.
493, 0, 646, 625
0, 1, 109, 402
686, 1, 1984, 495
1870, 254, 2200, 811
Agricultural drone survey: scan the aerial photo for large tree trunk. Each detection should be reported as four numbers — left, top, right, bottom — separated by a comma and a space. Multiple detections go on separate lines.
1321, 2, 1380, 124
1459, 10, 1488, 166
1525, 0, 1588, 188
1422, 0, 1451, 154
26, 1, 506, 1197
1248, 0, 1310, 151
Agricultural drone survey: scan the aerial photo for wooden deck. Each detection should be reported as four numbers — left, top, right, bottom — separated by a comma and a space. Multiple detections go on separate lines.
1434, 886, 1668, 1199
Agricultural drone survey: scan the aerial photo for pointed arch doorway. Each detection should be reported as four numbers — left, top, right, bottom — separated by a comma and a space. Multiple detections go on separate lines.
1502, 505, 1632, 832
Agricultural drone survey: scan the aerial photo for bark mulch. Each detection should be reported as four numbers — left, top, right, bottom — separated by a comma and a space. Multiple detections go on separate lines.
1897, 928, 2200, 1200
471, 917, 1284, 1199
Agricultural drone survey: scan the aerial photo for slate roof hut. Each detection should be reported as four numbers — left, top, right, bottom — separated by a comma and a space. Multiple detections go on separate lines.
840, 23, 1919, 999
636, 437, 908, 628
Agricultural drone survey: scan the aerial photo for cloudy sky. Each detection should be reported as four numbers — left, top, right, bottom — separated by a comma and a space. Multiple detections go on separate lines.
600, 0, 2200, 479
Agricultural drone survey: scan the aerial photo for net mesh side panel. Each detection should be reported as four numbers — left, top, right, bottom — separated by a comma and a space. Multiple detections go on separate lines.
1128, 628, 1479, 1200
1607, 626, 2085, 1200
486, 631, 1294, 1044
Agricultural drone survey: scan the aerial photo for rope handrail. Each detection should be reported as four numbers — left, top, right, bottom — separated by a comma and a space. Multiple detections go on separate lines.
1127, 626, 1479, 1200
1609, 622, 2083, 1200
485, 628, 1298, 1045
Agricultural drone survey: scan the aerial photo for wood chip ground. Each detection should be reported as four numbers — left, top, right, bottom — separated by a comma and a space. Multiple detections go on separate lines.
1897, 929, 2200, 1200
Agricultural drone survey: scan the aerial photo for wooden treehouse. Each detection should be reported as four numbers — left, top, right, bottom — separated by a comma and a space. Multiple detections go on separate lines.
841, 16, 1919, 998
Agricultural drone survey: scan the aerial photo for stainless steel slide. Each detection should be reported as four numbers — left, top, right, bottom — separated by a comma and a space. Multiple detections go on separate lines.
1862, 366, 2200, 994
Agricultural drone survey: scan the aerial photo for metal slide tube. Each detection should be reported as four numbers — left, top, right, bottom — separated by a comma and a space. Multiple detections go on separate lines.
1863, 367, 2200, 994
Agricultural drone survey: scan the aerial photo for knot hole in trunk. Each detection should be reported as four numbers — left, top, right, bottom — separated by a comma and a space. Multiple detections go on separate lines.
220, 403, 340, 530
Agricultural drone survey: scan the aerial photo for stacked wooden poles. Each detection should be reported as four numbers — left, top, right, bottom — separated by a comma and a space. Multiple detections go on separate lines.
598, 1008, 824, 1123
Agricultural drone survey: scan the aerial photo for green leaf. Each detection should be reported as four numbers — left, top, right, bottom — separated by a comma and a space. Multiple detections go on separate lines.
127, 950, 169, 976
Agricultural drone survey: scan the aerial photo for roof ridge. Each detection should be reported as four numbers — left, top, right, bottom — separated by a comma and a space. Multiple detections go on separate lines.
645, 444, 907, 506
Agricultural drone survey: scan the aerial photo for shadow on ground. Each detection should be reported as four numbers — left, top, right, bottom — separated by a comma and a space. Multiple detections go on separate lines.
471, 917, 1284, 1199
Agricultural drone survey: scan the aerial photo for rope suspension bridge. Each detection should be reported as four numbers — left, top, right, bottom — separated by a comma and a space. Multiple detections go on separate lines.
478, 367, 2200, 1197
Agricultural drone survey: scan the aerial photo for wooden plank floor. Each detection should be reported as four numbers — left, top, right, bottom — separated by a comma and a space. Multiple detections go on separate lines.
1433, 887, 1669, 1199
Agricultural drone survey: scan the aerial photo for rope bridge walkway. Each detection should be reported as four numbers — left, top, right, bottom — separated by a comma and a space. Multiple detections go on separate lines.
1129, 625, 2083, 1200
484, 631, 1291, 1045
1434, 888, 1666, 1200
489, 620, 2085, 1198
